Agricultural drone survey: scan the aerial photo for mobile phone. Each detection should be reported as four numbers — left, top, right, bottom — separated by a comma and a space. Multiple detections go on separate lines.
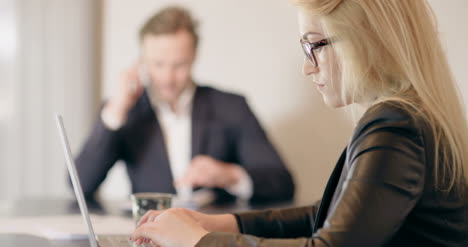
129, 64, 150, 93
138, 64, 151, 88
138, 64, 156, 105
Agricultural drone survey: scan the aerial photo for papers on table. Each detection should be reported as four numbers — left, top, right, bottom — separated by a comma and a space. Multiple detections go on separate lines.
0, 214, 135, 240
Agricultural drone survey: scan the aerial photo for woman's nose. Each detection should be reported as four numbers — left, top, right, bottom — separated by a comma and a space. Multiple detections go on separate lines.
302, 58, 319, 76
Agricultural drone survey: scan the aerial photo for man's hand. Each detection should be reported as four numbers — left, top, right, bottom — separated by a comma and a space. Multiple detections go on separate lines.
175, 155, 245, 189
103, 63, 145, 125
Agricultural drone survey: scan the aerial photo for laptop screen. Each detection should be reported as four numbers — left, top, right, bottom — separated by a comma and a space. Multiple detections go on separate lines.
56, 114, 99, 247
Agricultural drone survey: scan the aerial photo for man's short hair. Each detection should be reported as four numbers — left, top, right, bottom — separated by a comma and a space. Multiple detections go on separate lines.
139, 6, 199, 48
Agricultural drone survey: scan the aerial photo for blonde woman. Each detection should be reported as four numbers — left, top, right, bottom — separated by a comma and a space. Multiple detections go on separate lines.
130, 0, 468, 246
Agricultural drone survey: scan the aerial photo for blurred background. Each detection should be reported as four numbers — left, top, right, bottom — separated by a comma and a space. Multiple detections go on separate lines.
1, 0, 467, 205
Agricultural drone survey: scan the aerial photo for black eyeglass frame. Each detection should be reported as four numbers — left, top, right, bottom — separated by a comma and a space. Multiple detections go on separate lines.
300, 38, 333, 67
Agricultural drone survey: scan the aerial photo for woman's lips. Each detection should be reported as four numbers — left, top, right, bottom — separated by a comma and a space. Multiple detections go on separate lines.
315, 82, 326, 91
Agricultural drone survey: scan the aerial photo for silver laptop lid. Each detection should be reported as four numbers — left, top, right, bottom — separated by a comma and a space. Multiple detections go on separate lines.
55, 114, 99, 247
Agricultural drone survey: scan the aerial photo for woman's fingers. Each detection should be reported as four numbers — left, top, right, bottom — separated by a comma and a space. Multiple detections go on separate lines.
136, 211, 152, 227
137, 210, 162, 227
131, 224, 154, 244
131, 209, 209, 247
148, 214, 157, 223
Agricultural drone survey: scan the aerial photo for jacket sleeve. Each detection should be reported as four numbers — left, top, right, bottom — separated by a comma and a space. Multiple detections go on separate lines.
74, 115, 124, 199
235, 201, 321, 238
235, 98, 295, 202
196, 111, 427, 246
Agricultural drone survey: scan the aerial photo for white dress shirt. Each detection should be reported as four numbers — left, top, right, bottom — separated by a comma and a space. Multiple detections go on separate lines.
101, 84, 253, 200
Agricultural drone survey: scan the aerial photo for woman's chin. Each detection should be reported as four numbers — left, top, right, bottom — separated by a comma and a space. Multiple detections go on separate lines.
323, 96, 347, 108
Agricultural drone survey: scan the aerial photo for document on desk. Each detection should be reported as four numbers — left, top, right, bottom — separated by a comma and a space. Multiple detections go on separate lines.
0, 214, 135, 240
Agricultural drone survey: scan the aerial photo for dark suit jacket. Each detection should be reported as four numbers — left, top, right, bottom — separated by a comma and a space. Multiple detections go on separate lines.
197, 102, 468, 246
75, 86, 295, 203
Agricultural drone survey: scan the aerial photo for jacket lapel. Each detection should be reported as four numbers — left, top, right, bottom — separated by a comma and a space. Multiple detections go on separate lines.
313, 148, 347, 232
191, 86, 211, 158
141, 90, 174, 191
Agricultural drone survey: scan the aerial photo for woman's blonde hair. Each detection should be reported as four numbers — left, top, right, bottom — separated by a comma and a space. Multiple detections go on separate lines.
292, 0, 468, 195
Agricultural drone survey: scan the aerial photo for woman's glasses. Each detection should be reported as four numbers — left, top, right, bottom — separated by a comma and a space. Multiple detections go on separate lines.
300, 38, 332, 67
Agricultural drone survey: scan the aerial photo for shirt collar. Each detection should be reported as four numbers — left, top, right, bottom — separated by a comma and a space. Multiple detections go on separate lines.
152, 82, 196, 117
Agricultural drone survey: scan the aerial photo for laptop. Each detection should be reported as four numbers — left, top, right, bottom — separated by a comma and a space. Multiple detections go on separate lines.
56, 114, 144, 247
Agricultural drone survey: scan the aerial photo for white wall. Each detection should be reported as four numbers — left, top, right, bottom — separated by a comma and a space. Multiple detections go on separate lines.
0, 0, 100, 200
100, 0, 468, 204
0, 0, 19, 199
428, 0, 468, 106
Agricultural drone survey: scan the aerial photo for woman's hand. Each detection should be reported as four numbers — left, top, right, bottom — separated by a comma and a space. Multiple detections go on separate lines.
131, 208, 208, 247
137, 208, 239, 233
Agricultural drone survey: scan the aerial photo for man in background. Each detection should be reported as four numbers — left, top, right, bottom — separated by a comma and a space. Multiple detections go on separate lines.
74, 6, 294, 203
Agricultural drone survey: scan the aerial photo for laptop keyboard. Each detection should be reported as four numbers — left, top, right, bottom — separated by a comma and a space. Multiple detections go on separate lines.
98, 235, 147, 247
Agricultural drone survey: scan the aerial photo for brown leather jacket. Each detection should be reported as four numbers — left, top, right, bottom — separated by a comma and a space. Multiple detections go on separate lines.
196, 102, 468, 247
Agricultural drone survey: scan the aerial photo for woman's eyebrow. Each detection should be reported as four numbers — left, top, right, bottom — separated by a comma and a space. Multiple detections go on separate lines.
302, 31, 322, 40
